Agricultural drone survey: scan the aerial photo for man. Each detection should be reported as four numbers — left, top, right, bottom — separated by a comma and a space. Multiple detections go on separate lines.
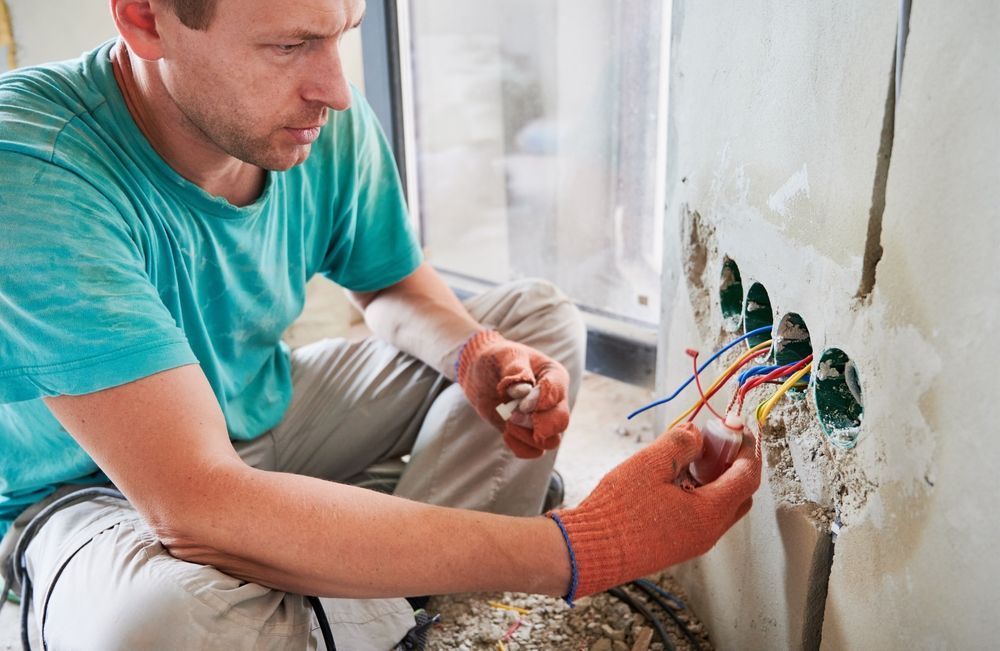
0, 0, 761, 648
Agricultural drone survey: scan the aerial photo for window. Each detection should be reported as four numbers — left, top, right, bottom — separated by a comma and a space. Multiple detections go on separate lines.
363, 0, 669, 385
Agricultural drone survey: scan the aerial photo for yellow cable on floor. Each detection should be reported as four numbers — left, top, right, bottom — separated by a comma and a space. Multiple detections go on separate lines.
487, 601, 530, 616
667, 339, 773, 429
756, 363, 812, 425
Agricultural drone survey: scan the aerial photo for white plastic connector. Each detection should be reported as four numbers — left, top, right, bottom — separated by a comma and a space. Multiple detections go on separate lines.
495, 399, 520, 421
724, 411, 745, 431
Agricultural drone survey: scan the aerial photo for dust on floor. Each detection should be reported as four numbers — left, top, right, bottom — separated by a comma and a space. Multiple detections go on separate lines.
425, 571, 712, 651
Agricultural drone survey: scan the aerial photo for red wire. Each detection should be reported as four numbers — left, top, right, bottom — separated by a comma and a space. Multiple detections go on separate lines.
736, 354, 813, 413
692, 347, 770, 421
687, 350, 726, 422
502, 618, 523, 642
740, 355, 813, 398
688, 348, 771, 423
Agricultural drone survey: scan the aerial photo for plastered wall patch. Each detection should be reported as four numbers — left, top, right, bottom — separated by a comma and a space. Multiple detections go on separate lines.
767, 164, 811, 217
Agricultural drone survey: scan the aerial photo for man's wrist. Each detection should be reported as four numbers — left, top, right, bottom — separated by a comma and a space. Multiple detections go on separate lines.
440, 328, 489, 382
451, 328, 503, 384
546, 511, 578, 606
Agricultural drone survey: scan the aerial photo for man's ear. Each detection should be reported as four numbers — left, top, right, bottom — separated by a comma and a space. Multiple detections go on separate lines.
110, 0, 164, 60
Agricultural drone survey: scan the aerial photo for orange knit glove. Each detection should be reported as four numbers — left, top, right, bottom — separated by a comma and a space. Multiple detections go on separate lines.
456, 329, 571, 459
548, 422, 761, 600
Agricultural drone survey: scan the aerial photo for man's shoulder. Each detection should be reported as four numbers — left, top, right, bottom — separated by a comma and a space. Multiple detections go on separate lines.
0, 42, 115, 160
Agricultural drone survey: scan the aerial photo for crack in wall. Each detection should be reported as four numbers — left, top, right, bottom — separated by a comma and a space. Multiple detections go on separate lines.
802, 532, 835, 651
856, 47, 897, 299
858, 0, 912, 299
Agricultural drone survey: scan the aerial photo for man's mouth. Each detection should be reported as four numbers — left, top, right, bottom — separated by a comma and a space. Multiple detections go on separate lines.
284, 125, 323, 145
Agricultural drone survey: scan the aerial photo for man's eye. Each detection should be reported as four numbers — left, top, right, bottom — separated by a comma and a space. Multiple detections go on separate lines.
275, 43, 305, 54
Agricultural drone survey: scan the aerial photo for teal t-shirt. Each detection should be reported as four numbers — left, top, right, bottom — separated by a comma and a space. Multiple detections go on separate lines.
0, 41, 423, 536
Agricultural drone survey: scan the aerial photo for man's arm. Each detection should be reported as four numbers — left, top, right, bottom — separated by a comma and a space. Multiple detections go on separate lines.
45, 363, 761, 603
348, 261, 481, 379
44, 364, 572, 599
350, 262, 573, 457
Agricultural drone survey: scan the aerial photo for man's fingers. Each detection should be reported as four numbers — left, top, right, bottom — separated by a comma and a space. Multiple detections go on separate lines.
507, 382, 534, 400
654, 422, 705, 469
517, 385, 541, 412
534, 431, 563, 450
497, 349, 536, 393
504, 426, 544, 459
509, 411, 533, 428
531, 402, 570, 444
700, 438, 762, 501
732, 496, 753, 524
532, 362, 570, 411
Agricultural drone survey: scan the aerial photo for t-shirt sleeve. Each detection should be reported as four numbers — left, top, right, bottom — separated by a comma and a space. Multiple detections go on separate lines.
0, 151, 198, 403
319, 87, 423, 292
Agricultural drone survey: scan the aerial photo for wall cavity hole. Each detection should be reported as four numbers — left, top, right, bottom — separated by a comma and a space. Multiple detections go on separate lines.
774, 312, 812, 366
719, 257, 744, 332
743, 282, 773, 348
814, 348, 864, 449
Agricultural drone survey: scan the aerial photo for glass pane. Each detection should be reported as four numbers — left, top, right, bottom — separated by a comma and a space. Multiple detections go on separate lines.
408, 0, 665, 326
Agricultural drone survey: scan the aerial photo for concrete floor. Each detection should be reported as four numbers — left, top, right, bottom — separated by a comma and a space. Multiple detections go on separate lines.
0, 371, 654, 649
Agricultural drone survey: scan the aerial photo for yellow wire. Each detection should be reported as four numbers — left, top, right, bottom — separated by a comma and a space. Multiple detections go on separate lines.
755, 363, 812, 425
667, 340, 773, 429
487, 601, 531, 615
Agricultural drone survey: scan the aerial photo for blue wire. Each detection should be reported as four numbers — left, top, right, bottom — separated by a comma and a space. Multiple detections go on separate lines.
626, 325, 772, 420
738, 365, 782, 385
739, 364, 813, 387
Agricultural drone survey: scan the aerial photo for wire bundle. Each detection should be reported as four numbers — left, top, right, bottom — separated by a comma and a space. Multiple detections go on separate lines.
628, 325, 815, 430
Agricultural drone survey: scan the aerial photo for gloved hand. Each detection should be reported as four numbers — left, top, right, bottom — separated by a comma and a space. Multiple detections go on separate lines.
456, 329, 571, 459
548, 422, 761, 599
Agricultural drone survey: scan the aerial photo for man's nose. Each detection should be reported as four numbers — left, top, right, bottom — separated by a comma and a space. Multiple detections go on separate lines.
302, 47, 353, 111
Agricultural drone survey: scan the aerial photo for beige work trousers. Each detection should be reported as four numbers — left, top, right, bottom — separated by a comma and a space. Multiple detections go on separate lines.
4, 279, 586, 651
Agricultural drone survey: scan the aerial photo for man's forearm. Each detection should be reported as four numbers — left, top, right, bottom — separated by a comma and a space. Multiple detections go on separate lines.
353, 263, 483, 379
157, 462, 572, 599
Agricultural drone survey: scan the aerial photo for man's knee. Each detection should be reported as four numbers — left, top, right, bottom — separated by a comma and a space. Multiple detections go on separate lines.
41, 527, 311, 650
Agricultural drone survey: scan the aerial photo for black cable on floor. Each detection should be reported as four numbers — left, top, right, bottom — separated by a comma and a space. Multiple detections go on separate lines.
606, 586, 675, 651
633, 578, 687, 611
307, 595, 336, 651
631, 580, 703, 651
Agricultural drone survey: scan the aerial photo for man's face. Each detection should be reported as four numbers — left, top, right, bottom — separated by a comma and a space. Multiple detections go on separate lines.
153, 0, 365, 170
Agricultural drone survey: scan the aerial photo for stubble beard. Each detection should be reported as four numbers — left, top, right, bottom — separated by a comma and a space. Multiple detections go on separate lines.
175, 92, 309, 171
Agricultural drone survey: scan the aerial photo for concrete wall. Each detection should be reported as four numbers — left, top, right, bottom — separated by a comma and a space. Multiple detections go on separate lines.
660, 0, 999, 648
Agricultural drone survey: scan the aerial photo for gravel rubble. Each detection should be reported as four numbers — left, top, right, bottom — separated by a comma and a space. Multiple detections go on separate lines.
424, 572, 713, 650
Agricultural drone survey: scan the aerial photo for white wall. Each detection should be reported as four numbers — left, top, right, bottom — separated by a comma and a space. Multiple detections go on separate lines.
820, 1, 1000, 647
660, 0, 999, 647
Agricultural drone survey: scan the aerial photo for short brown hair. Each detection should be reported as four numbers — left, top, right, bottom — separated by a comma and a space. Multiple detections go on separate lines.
161, 0, 217, 30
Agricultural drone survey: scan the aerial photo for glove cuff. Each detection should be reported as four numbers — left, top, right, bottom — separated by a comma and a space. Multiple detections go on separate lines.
551, 504, 629, 599
546, 512, 579, 606
456, 329, 502, 386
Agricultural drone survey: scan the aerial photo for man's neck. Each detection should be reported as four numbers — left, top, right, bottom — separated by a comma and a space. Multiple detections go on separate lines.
110, 42, 265, 207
